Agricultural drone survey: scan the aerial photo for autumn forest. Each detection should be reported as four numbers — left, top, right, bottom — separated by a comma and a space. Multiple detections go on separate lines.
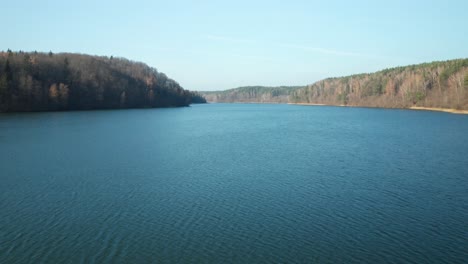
202, 59, 468, 110
1, 50, 468, 112
0, 50, 206, 112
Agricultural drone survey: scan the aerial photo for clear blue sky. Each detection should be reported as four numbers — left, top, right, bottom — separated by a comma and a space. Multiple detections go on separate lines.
2, 0, 468, 91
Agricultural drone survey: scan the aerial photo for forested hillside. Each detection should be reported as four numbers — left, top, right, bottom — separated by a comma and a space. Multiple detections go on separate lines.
201, 86, 304, 103
0, 50, 205, 112
202, 59, 468, 110
291, 59, 468, 109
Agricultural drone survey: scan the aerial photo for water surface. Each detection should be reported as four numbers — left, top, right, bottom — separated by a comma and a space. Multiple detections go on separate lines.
1, 104, 467, 263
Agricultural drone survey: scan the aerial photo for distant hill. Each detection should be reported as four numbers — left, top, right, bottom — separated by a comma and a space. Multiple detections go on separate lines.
202, 59, 468, 110
201, 86, 304, 103
291, 59, 468, 109
0, 50, 205, 112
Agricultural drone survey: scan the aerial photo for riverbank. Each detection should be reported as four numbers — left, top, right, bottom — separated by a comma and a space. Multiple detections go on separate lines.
289, 103, 327, 106
409, 106, 468, 114
286, 103, 468, 115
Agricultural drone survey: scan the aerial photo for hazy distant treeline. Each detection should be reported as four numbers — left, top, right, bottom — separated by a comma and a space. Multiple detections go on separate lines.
202, 59, 468, 110
0, 50, 206, 112
201, 86, 304, 103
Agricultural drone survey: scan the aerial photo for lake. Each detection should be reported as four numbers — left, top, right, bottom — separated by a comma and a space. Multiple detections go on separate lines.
1, 104, 467, 263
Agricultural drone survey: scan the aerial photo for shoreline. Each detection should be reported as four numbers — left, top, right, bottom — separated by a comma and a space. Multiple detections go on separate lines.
288, 103, 327, 106
207, 101, 468, 114
287, 103, 468, 115
408, 106, 468, 114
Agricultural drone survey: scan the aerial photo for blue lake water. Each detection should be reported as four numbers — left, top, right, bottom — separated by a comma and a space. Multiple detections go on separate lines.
1, 104, 467, 263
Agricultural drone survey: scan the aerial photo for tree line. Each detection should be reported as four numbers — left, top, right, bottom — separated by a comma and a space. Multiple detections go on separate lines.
201, 59, 468, 110
0, 50, 206, 112
291, 59, 468, 109
201, 86, 304, 103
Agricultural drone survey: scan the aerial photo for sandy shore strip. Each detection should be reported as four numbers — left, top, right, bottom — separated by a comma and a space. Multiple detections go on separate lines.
288, 103, 468, 114
409, 107, 468, 114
